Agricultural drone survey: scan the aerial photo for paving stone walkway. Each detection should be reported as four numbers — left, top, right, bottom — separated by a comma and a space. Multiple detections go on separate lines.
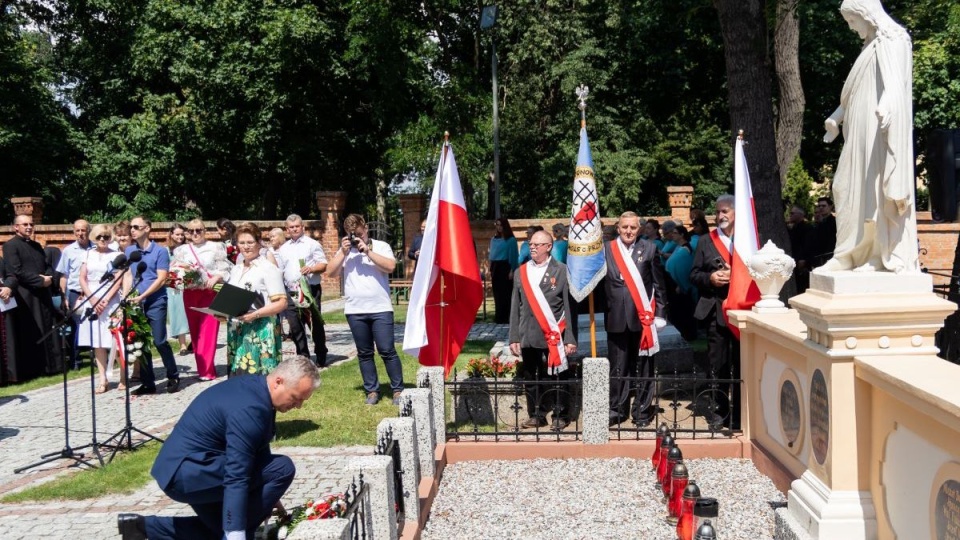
0, 299, 508, 538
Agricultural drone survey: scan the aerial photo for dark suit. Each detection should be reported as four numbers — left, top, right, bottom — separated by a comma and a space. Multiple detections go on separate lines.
689, 232, 740, 429
509, 258, 576, 421
145, 375, 295, 539
603, 239, 668, 424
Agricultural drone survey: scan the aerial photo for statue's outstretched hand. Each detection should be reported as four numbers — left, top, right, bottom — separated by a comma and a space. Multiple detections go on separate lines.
876, 104, 893, 131
824, 118, 840, 143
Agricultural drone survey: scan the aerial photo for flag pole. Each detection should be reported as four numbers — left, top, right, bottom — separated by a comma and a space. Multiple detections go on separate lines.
439, 131, 450, 367
579, 95, 598, 358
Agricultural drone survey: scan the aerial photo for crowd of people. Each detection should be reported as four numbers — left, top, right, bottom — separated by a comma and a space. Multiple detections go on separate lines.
0, 213, 404, 407
499, 196, 837, 430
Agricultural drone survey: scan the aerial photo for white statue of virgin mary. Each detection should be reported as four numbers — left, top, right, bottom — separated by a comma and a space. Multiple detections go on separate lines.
817, 0, 919, 274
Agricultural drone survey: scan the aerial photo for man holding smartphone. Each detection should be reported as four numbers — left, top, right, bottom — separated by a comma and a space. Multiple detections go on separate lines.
689, 194, 740, 430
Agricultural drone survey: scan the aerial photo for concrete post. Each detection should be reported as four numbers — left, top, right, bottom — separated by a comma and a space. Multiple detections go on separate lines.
582, 357, 610, 445
378, 418, 420, 522
401, 388, 436, 477
286, 518, 350, 540
416, 366, 447, 445
346, 455, 397, 540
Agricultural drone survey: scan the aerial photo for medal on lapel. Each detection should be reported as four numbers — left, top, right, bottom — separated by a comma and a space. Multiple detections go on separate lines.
550, 276, 557, 290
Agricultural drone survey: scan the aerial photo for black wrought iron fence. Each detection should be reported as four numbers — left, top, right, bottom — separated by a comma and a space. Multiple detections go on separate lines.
374, 426, 404, 525
445, 364, 584, 442
343, 472, 370, 540
444, 363, 741, 442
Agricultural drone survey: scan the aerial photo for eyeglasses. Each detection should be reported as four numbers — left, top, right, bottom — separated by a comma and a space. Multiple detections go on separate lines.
95, 235, 110, 241
529, 242, 552, 248
130, 224, 145, 231
188, 228, 204, 234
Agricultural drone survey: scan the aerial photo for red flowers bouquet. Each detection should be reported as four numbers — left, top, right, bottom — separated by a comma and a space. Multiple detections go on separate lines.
467, 356, 519, 378
226, 244, 238, 264
109, 304, 153, 368
274, 494, 348, 539
167, 261, 205, 290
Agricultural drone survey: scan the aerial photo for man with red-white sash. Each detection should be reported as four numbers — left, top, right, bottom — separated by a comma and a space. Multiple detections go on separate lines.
509, 231, 577, 431
689, 194, 740, 430
603, 211, 668, 427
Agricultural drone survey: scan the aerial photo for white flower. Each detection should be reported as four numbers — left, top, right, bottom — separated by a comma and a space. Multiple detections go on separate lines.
278, 526, 288, 539
133, 350, 142, 358
134, 341, 143, 350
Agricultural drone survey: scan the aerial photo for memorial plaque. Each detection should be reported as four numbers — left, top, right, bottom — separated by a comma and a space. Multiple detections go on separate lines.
809, 369, 829, 465
936, 479, 960, 540
779, 379, 801, 448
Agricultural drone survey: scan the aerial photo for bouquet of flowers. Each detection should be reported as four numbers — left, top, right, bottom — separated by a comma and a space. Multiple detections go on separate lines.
226, 244, 239, 264
109, 304, 153, 369
273, 494, 348, 539
467, 356, 519, 378
167, 261, 205, 290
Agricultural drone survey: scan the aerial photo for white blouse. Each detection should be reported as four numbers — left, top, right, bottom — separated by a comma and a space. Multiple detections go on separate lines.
227, 256, 286, 308
173, 241, 233, 281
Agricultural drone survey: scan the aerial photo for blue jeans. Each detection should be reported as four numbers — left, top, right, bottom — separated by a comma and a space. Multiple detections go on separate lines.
145, 454, 295, 539
346, 311, 404, 394
141, 294, 179, 388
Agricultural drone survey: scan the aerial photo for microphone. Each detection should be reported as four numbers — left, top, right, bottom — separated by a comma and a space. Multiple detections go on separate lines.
136, 261, 147, 274
132, 261, 148, 287
101, 254, 128, 283
127, 251, 144, 264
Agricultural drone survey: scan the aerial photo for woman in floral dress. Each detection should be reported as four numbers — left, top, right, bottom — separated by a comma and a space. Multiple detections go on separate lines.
226, 222, 287, 375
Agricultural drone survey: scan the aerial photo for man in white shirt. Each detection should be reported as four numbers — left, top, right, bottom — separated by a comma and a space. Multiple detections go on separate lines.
326, 214, 404, 405
56, 219, 93, 370
276, 214, 328, 366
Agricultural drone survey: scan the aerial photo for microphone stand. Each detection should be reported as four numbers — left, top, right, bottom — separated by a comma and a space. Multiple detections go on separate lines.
12, 263, 124, 473
100, 270, 164, 460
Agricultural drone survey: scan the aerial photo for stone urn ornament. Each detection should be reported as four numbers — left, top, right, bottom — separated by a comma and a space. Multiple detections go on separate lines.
747, 240, 795, 312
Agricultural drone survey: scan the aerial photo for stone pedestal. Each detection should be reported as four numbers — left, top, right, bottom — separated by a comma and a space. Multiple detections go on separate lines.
287, 518, 350, 540
780, 271, 956, 539
581, 358, 609, 444
398, 194, 427, 279
667, 186, 693, 225
11, 197, 43, 224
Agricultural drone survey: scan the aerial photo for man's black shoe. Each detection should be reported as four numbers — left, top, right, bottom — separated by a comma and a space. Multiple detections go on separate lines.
609, 414, 624, 427
166, 378, 180, 393
632, 416, 653, 427
521, 417, 548, 429
131, 385, 156, 396
551, 417, 570, 431
117, 513, 147, 540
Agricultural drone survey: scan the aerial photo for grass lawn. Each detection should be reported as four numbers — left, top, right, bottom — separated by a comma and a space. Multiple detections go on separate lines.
321, 297, 498, 325
4, 339, 496, 501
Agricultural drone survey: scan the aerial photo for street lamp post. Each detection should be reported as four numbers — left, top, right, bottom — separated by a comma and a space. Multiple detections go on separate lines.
481, 5, 500, 219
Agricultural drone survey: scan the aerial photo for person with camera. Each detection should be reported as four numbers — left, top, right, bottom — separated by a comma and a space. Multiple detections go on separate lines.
326, 214, 405, 406
689, 194, 740, 430
277, 214, 328, 367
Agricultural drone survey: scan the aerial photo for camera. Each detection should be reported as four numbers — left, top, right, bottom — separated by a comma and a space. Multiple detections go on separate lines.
349, 233, 360, 246
713, 257, 729, 270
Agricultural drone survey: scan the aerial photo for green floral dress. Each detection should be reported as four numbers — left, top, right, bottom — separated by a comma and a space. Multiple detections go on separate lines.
228, 316, 282, 376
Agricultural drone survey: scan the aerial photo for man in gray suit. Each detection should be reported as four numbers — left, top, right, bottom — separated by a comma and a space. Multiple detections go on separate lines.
509, 230, 577, 430
603, 211, 668, 426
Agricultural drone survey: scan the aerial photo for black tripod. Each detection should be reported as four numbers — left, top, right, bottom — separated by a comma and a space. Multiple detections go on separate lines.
101, 272, 164, 460
13, 281, 118, 473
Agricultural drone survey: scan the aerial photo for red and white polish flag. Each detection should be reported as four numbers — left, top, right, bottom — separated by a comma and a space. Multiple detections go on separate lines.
722, 136, 761, 339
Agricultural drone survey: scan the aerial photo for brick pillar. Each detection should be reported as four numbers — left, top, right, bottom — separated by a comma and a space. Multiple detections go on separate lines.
398, 194, 428, 279
11, 197, 44, 224
667, 186, 693, 225
316, 191, 347, 294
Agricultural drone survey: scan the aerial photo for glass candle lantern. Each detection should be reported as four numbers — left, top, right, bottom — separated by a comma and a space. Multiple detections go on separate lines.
693, 497, 719, 535
662, 445, 683, 498
653, 423, 668, 470
667, 461, 689, 524
656, 434, 674, 488
676, 480, 700, 540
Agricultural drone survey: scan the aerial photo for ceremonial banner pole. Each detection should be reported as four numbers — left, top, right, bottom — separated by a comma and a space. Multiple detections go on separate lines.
566, 84, 606, 358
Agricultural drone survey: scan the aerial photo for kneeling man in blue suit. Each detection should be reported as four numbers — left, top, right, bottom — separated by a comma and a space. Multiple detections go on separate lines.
118, 356, 320, 539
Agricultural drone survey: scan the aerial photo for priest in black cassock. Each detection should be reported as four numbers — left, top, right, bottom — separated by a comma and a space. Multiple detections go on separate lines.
1, 214, 62, 382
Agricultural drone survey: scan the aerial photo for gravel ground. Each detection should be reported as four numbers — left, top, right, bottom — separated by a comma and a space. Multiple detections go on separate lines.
422, 457, 786, 540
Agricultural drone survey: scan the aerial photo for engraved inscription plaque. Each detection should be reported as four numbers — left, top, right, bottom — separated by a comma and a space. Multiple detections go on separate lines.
936, 479, 960, 540
780, 379, 801, 447
809, 369, 829, 465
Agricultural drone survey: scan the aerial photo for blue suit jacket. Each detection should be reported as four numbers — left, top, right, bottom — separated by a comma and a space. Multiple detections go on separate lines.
151, 375, 276, 532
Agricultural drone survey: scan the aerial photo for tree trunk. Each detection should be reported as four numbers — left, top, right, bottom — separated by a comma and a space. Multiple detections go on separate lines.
774, 0, 805, 187
713, 0, 791, 264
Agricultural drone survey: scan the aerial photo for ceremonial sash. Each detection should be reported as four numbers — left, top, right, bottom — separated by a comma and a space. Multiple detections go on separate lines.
519, 263, 568, 374
610, 240, 660, 356
709, 230, 731, 266
110, 324, 127, 371
189, 244, 214, 279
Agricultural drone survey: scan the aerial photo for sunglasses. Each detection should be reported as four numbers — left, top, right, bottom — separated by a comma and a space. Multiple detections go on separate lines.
95, 234, 110, 241
188, 228, 204, 234
130, 224, 145, 231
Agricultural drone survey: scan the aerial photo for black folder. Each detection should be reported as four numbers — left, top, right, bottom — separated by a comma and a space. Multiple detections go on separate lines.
190, 283, 263, 318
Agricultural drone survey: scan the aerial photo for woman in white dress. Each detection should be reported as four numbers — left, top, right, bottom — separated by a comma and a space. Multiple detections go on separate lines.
226, 222, 287, 375
78, 224, 122, 393
172, 218, 233, 381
